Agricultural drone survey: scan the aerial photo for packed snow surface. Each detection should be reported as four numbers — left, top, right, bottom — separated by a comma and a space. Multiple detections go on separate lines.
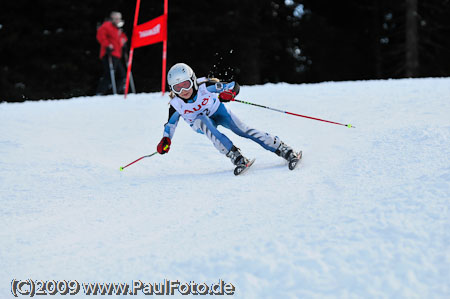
1, 78, 449, 298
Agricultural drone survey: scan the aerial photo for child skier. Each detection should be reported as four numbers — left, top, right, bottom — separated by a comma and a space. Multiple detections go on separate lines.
156, 63, 301, 175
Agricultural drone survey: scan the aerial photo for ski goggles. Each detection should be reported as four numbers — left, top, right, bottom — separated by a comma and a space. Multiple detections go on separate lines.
171, 79, 193, 94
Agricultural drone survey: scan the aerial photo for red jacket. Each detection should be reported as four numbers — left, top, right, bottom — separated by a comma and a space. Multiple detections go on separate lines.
97, 21, 128, 59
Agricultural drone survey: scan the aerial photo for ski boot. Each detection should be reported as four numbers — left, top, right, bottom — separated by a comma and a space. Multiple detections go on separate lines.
275, 142, 302, 170
226, 146, 255, 175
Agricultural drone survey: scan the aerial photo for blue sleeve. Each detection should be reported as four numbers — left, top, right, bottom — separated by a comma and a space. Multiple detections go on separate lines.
206, 82, 237, 94
163, 106, 180, 139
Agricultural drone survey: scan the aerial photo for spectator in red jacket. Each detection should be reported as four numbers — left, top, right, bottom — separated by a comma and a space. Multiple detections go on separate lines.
96, 11, 128, 95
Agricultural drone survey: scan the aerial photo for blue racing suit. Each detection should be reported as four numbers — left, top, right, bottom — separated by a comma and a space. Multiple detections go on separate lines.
162, 79, 281, 155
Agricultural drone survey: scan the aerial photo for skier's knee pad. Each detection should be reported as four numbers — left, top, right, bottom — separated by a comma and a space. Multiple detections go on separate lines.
192, 118, 203, 132
266, 135, 282, 150
193, 116, 232, 154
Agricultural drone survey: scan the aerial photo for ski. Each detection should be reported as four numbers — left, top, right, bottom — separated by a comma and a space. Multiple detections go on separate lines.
234, 158, 256, 176
288, 151, 303, 170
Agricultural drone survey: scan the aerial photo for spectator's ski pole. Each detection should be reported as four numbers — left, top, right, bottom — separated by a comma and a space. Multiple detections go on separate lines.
108, 54, 118, 94
232, 98, 355, 128
119, 145, 168, 171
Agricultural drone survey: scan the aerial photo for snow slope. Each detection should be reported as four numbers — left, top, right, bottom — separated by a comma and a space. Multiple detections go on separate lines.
1, 78, 449, 298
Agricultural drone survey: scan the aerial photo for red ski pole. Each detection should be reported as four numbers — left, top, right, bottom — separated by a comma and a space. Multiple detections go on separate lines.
232, 98, 355, 128
119, 145, 168, 171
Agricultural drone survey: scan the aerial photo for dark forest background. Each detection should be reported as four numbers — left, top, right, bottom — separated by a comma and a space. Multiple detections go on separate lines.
1, 0, 449, 102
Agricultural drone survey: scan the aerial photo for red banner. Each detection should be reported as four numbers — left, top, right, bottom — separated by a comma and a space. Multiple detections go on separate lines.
125, 0, 168, 98
131, 14, 167, 49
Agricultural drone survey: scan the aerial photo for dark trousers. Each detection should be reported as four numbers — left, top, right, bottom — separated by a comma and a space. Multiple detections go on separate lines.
96, 55, 126, 95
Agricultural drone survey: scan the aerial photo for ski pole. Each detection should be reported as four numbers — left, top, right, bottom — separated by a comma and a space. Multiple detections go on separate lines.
119, 145, 168, 171
232, 98, 355, 128
108, 54, 118, 94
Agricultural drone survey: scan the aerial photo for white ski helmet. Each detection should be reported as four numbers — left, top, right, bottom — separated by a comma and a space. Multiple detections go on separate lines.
167, 63, 198, 94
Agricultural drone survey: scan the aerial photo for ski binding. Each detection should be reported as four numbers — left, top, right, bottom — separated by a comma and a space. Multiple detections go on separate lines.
288, 151, 302, 170
234, 158, 256, 176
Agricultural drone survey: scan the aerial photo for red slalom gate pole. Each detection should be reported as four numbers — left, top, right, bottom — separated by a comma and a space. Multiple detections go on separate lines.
232, 98, 355, 128
161, 0, 168, 95
124, 49, 134, 98
124, 0, 142, 99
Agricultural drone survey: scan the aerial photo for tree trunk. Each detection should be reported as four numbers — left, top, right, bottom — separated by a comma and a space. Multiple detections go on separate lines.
240, 37, 261, 84
372, 0, 383, 78
405, 0, 419, 77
